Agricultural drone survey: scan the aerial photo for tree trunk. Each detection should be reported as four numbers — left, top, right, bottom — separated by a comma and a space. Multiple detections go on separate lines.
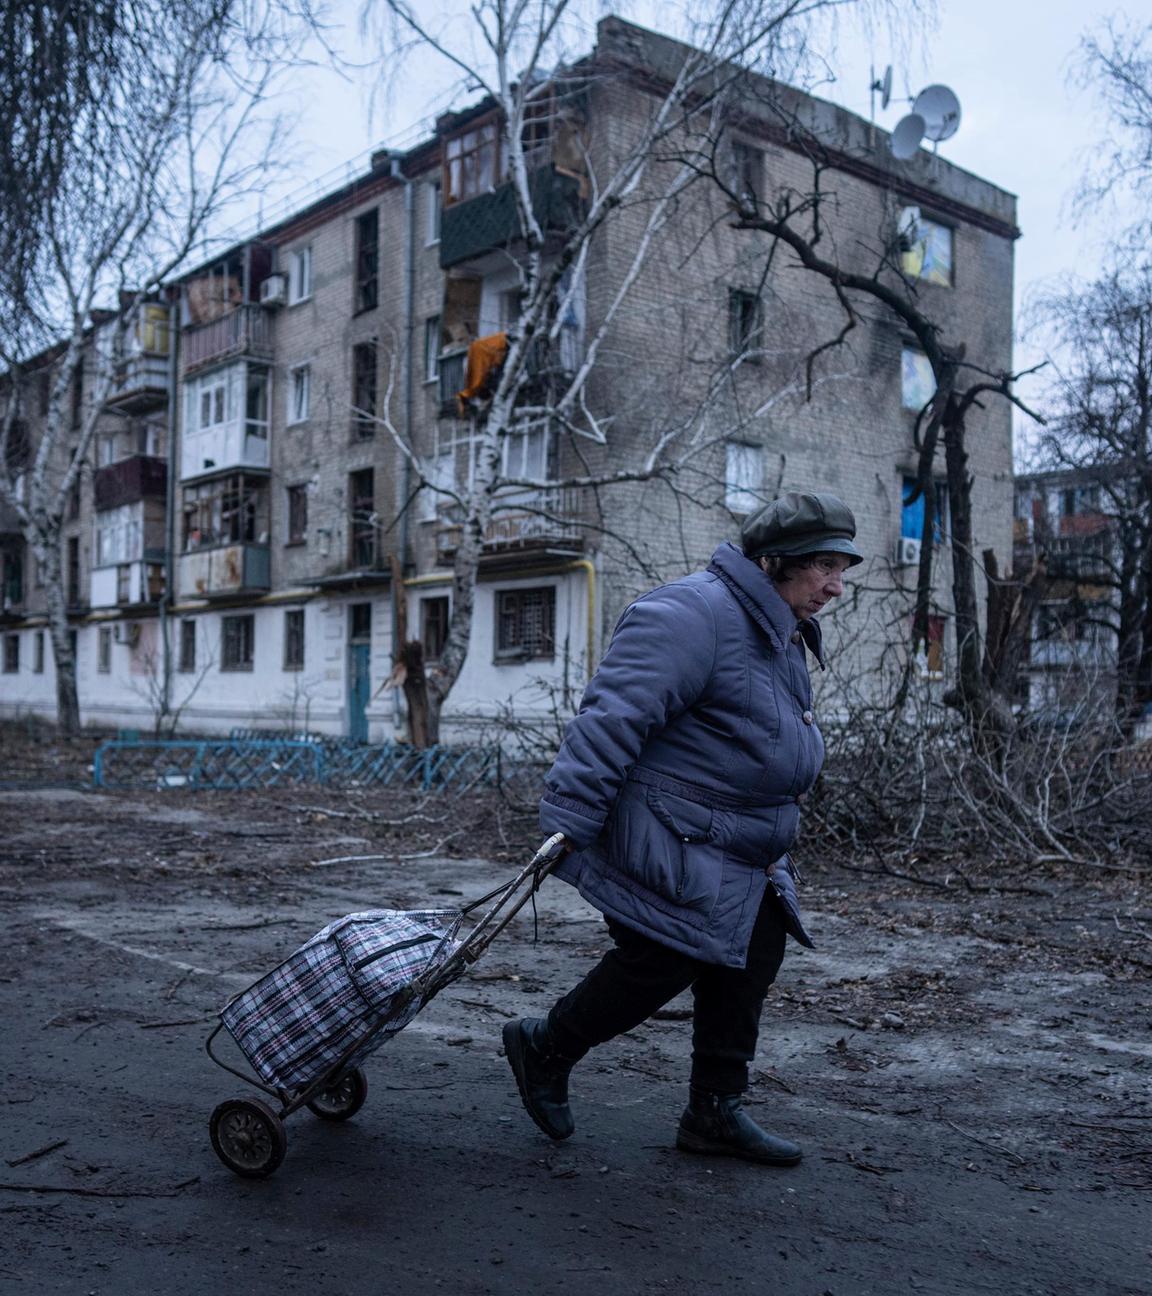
40, 535, 80, 736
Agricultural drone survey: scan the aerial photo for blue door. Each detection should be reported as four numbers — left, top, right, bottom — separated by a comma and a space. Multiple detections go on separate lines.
348, 603, 372, 742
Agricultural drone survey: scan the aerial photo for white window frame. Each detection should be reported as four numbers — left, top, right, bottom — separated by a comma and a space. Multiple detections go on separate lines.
725, 442, 763, 515
901, 346, 936, 413
424, 316, 441, 384
426, 180, 442, 245
420, 446, 455, 523
288, 364, 311, 425
287, 246, 312, 305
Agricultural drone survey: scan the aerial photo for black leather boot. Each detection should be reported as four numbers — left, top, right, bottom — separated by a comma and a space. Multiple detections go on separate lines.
502, 1017, 579, 1141
676, 1087, 802, 1166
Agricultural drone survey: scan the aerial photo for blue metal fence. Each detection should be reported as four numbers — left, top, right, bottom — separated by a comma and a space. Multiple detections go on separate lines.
91, 734, 507, 793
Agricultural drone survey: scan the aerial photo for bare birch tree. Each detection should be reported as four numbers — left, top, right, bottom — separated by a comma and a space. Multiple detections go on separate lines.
0, 3, 301, 733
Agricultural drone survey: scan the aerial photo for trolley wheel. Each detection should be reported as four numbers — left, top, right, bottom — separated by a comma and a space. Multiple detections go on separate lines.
209, 1097, 287, 1178
306, 1067, 368, 1122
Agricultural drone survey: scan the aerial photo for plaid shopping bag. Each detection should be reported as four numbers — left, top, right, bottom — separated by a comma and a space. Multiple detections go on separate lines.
220, 908, 461, 1092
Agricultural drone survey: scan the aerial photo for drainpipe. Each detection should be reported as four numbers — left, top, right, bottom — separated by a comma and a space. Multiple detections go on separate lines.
158, 297, 180, 727
390, 152, 416, 733
556, 557, 597, 679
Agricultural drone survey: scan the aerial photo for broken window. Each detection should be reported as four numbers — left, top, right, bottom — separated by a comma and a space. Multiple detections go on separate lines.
355, 210, 379, 312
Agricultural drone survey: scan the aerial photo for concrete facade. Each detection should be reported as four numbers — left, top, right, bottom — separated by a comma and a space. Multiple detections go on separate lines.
0, 17, 1018, 740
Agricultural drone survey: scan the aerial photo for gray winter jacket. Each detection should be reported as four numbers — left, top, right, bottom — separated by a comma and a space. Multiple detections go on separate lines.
539, 541, 823, 969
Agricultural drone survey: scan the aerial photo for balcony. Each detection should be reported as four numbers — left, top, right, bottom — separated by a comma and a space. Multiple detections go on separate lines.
93, 455, 167, 512
182, 306, 274, 374
435, 485, 583, 564
107, 353, 169, 412
178, 544, 270, 599
440, 165, 584, 270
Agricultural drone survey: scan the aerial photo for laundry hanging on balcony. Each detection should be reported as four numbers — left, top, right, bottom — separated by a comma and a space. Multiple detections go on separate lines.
457, 332, 508, 413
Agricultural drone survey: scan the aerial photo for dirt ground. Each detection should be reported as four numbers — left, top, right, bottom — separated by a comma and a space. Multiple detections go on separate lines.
0, 769, 1149, 1295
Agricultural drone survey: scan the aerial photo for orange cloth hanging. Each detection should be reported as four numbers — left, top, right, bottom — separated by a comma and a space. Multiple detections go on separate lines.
457, 332, 508, 412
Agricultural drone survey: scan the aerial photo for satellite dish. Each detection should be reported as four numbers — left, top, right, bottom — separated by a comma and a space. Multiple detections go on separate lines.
870, 64, 893, 112
912, 84, 961, 142
890, 113, 925, 160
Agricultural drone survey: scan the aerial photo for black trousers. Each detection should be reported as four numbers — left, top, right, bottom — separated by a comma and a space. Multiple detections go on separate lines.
545, 892, 787, 1094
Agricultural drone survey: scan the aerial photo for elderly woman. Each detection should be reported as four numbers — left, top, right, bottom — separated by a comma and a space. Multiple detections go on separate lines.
503, 491, 861, 1166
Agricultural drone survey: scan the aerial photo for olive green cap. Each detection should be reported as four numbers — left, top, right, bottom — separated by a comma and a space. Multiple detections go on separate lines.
741, 491, 863, 566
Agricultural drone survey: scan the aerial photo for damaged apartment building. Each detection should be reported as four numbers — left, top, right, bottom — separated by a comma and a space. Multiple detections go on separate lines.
0, 17, 1018, 739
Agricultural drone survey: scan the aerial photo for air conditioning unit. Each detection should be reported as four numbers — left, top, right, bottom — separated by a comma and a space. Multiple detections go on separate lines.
895, 536, 922, 567
259, 274, 288, 308
114, 622, 140, 646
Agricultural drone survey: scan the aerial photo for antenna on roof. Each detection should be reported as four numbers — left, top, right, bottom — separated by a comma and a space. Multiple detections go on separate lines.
890, 113, 925, 160
911, 84, 961, 142
886, 83, 962, 161
869, 65, 893, 120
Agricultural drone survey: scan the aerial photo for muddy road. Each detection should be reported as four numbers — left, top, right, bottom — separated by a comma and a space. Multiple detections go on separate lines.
0, 786, 1148, 1296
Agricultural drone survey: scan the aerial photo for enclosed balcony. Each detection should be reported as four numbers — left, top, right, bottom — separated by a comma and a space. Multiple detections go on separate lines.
182, 306, 274, 374
178, 544, 270, 599
440, 165, 584, 270
93, 454, 167, 512
107, 353, 170, 412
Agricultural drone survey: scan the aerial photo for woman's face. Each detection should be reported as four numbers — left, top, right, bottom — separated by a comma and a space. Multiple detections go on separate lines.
763, 554, 853, 620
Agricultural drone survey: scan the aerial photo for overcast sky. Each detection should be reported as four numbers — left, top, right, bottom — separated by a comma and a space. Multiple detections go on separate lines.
257, 1, 1142, 448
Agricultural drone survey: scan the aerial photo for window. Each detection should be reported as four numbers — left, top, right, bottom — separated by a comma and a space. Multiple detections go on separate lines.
199, 373, 229, 430
286, 484, 308, 545
116, 564, 131, 604
179, 619, 196, 673
499, 288, 523, 332
182, 475, 269, 551
725, 442, 763, 515
912, 614, 946, 678
728, 290, 763, 361
68, 629, 77, 661
352, 341, 378, 440
424, 316, 441, 383
729, 140, 764, 208
1, 545, 23, 606
495, 587, 555, 661
420, 447, 454, 522
426, 181, 442, 244
67, 537, 80, 607
287, 246, 312, 305
902, 475, 948, 545
283, 608, 305, 670
288, 364, 310, 424
350, 602, 372, 642
221, 614, 255, 670
444, 118, 501, 205
421, 597, 450, 663
98, 626, 112, 673
245, 369, 269, 439
901, 214, 953, 286
33, 631, 44, 674
355, 209, 379, 312
349, 468, 376, 567
502, 422, 550, 481
901, 347, 935, 412
2, 634, 18, 673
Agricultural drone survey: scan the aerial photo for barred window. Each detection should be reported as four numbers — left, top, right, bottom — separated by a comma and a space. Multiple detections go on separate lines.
221, 614, 255, 671
495, 587, 555, 661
